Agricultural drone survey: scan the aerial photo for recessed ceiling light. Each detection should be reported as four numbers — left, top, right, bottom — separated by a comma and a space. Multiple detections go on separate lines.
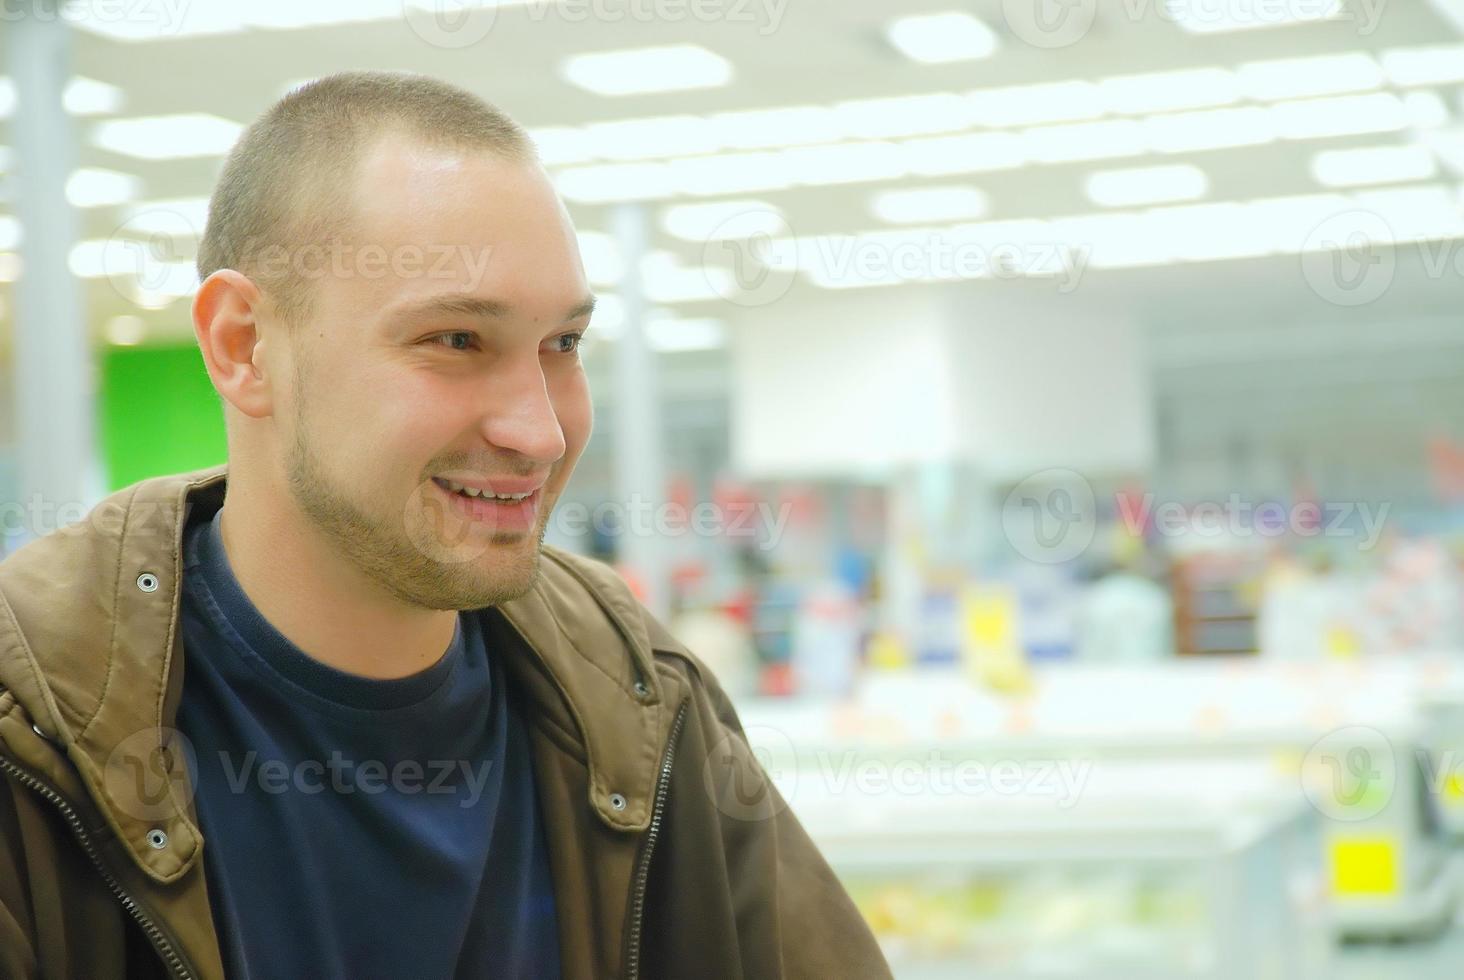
1099, 68, 1239, 115
669, 152, 792, 196
124, 198, 211, 237
1381, 45, 1464, 87
886, 12, 999, 64
1270, 93, 1408, 140
1237, 53, 1384, 101
583, 116, 720, 161
1022, 120, 1146, 164
1170, 0, 1343, 33
646, 317, 726, 352
1145, 107, 1276, 153
576, 231, 623, 286
561, 45, 733, 97
553, 162, 675, 204
1310, 145, 1439, 187
91, 114, 243, 160
106, 315, 147, 346
660, 200, 784, 242
1085, 164, 1210, 207
66, 168, 141, 207
870, 185, 990, 224
969, 82, 1105, 127
832, 94, 977, 140
707, 106, 844, 149
63, 77, 125, 115
0, 215, 20, 250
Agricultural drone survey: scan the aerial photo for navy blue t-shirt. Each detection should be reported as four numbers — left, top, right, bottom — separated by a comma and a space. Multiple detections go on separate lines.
176, 506, 560, 980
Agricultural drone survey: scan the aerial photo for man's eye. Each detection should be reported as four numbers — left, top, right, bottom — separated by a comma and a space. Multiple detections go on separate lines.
430, 332, 477, 351
552, 332, 585, 354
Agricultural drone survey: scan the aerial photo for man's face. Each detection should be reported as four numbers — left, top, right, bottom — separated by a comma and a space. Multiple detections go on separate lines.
276, 138, 594, 610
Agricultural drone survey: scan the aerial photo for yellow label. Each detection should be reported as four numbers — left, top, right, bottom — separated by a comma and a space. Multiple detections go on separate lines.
1330, 837, 1400, 897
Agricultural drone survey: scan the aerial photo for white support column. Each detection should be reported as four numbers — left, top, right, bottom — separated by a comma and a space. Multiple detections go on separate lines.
8, 4, 96, 543
611, 203, 670, 618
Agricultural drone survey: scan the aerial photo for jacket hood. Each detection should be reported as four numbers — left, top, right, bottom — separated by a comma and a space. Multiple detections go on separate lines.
0, 465, 680, 887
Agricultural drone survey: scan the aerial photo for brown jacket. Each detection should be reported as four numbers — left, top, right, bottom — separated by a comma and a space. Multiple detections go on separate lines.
0, 467, 891, 980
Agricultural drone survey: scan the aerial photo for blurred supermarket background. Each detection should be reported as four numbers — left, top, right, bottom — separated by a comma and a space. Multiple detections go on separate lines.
5, 0, 1464, 976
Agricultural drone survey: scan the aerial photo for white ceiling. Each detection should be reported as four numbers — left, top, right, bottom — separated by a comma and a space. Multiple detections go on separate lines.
0, 0, 1461, 351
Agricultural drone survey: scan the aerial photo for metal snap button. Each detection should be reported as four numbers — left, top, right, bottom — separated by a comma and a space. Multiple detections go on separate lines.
146, 828, 169, 850
633, 680, 650, 699
30, 723, 50, 742
609, 793, 628, 811
136, 572, 160, 593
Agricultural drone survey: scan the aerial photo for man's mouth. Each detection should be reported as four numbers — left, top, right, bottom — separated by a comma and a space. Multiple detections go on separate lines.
429, 477, 542, 532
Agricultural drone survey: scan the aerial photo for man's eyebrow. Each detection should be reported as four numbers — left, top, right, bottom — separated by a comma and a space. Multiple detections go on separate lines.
392, 294, 598, 323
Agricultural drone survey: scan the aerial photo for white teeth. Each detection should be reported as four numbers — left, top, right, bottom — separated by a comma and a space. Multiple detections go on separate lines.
439, 479, 532, 502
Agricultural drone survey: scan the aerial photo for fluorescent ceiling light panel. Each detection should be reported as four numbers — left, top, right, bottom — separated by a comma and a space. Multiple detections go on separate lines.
1171, 0, 1343, 33
781, 142, 908, 185
660, 200, 784, 241
1352, 184, 1464, 241
583, 116, 720, 161
91, 114, 242, 159
66, 168, 141, 207
555, 162, 675, 203
707, 106, 845, 149
640, 251, 730, 302
63, 77, 124, 115
669, 152, 792, 196
1023, 120, 1146, 163
1085, 164, 1210, 206
833, 94, 976, 140
1049, 211, 1173, 269
1099, 68, 1240, 115
1311, 144, 1439, 187
870, 185, 989, 223
125, 198, 210, 237
1270, 93, 1408, 140
902, 133, 1027, 175
576, 231, 622, 286
1145, 107, 1276, 152
561, 45, 733, 97
886, 12, 999, 64
529, 126, 598, 166
969, 81, 1105, 127
0, 215, 20, 250
1380, 45, 1464, 87
1237, 53, 1384, 101
106, 315, 147, 346
646, 317, 726, 352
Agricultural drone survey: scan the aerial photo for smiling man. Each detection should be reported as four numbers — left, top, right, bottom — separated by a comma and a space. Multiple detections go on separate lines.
0, 72, 889, 980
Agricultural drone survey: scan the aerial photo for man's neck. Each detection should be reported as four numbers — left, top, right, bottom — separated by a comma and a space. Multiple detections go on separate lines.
215, 489, 457, 681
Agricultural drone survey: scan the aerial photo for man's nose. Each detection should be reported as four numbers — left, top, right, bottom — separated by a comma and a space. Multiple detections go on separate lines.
478, 358, 567, 464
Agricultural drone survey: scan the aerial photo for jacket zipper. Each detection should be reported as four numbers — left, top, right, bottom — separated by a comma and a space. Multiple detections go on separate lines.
0, 755, 196, 980
623, 698, 689, 980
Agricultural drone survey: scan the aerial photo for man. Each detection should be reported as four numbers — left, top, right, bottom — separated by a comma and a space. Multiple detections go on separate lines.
0, 72, 890, 979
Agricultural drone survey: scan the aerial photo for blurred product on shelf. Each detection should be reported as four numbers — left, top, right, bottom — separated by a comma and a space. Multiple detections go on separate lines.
1076, 567, 1174, 664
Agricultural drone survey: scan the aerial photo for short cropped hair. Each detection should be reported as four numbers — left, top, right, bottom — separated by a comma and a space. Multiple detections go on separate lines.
196, 71, 534, 326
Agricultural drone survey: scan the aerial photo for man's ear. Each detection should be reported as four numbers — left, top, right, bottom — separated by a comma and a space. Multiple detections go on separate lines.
192, 270, 276, 420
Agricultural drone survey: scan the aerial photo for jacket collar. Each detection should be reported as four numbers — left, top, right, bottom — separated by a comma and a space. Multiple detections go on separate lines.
0, 465, 679, 885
